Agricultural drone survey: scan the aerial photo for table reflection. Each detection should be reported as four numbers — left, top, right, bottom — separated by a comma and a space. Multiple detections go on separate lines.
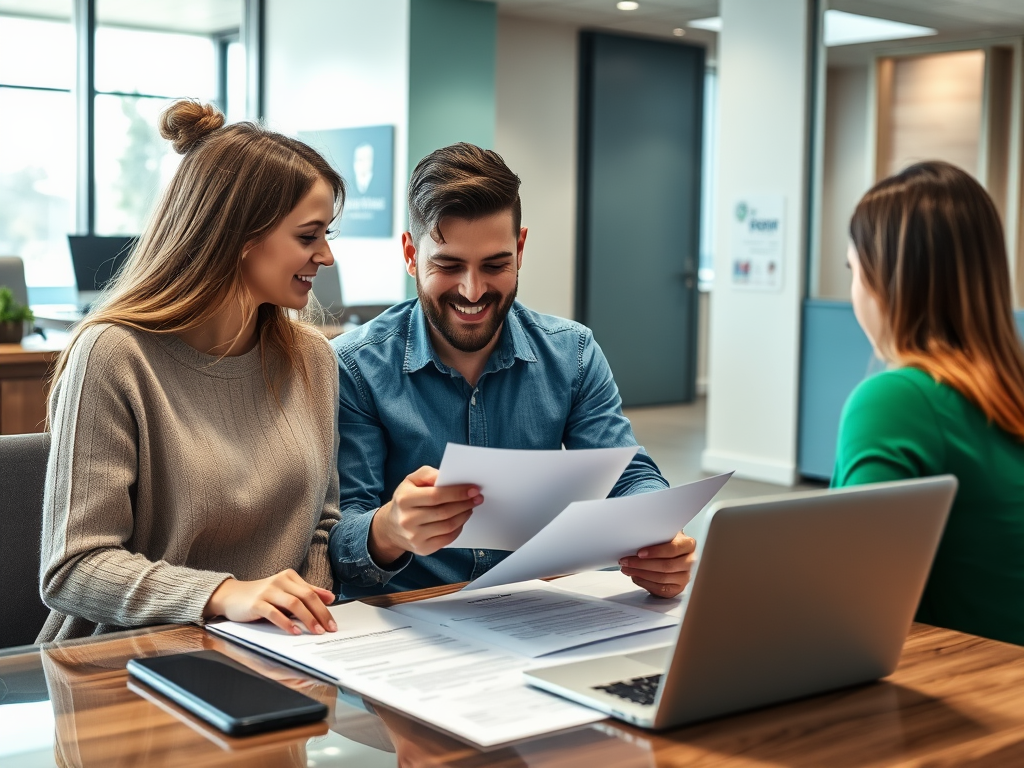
0, 628, 658, 768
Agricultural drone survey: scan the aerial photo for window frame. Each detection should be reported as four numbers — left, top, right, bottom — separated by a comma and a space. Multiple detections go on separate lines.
0, 0, 262, 244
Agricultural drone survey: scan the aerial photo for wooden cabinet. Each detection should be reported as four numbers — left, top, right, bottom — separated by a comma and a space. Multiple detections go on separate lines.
0, 338, 63, 434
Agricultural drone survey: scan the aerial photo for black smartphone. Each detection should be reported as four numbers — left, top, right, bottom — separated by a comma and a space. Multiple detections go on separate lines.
126, 650, 328, 736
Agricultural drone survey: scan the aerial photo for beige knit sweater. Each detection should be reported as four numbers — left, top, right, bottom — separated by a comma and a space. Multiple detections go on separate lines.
38, 322, 340, 642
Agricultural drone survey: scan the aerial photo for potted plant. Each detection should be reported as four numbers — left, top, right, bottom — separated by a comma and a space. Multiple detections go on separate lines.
0, 286, 34, 344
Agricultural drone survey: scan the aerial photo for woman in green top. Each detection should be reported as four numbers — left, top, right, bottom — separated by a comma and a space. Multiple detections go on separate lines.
834, 161, 1024, 646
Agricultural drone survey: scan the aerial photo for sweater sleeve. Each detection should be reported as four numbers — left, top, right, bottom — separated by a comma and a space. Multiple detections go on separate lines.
831, 369, 946, 488
298, 332, 342, 591
40, 327, 232, 628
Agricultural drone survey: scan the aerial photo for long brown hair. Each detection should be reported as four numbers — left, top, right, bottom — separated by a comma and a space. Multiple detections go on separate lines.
849, 160, 1024, 440
51, 100, 345, 395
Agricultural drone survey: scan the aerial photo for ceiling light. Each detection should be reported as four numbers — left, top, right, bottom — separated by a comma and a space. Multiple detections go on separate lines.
688, 16, 721, 32
686, 11, 935, 46
824, 10, 935, 46
616, 2, 639, 10
672, 28, 686, 37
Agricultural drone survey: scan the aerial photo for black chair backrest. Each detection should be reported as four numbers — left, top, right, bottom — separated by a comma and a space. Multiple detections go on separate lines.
0, 432, 51, 648
0, 256, 29, 306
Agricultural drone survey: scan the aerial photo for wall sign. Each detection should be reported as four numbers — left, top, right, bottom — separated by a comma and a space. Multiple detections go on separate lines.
730, 195, 784, 291
299, 125, 394, 238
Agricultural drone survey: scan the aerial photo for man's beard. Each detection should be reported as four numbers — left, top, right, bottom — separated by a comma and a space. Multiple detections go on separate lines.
417, 277, 518, 354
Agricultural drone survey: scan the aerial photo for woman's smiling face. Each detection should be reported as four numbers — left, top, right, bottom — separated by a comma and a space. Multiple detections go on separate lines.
241, 177, 336, 310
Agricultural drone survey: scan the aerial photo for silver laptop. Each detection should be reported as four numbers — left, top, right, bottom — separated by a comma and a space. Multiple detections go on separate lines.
524, 476, 957, 729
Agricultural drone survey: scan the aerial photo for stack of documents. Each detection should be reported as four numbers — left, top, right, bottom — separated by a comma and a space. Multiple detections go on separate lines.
209, 452, 732, 746
209, 579, 680, 747
436, 444, 732, 589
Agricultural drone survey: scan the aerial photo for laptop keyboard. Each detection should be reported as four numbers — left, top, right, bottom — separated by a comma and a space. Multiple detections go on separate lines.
593, 674, 663, 706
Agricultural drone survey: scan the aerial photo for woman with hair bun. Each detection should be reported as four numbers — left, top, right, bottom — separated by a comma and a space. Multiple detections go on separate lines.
834, 160, 1024, 645
38, 100, 346, 642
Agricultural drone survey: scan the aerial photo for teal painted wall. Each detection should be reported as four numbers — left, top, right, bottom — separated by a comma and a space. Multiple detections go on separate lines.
798, 299, 1024, 480
408, 0, 497, 168
406, 0, 497, 297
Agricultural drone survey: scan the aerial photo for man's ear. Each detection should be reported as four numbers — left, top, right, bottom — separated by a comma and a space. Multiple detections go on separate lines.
401, 232, 417, 277
516, 227, 528, 271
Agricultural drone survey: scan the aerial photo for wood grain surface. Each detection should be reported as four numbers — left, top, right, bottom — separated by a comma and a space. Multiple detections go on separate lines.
0, 341, 60, 434
5, 592, 1024, 766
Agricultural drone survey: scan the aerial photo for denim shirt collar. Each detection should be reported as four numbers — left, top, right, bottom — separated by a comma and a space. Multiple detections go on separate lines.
404, 300, 537, 377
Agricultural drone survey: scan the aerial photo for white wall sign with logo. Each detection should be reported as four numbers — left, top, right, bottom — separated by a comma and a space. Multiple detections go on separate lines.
298, 125, 394, 238
730, 195, 784, 291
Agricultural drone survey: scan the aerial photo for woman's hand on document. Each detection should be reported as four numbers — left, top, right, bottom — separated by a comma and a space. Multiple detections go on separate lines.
618, 532, 697, 599
368, 466, 485, 566
203, 569, 338, 636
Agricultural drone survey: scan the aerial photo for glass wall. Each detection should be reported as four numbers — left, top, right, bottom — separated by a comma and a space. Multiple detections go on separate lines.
0, 5, 77, 288
0, 0, 248, 295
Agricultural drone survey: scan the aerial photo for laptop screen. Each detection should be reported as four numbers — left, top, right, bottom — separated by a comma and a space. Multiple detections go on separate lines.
68, 235, 138, 293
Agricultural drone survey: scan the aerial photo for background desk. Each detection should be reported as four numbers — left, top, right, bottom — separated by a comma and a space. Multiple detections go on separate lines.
0, 325, 347, 436
4, 585, 1024, 766
0, 334, 65, 435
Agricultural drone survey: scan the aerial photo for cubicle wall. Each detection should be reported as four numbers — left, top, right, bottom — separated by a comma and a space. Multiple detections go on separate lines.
798, 300, 1024, 480
797, 300, 874, 480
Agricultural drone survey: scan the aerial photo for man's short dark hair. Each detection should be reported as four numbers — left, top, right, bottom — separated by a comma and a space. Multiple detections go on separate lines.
408, 142, 522, 243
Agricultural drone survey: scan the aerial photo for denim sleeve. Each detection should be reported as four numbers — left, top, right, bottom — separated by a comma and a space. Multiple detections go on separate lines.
328, 348, 412, 590
563, 329, 669, 497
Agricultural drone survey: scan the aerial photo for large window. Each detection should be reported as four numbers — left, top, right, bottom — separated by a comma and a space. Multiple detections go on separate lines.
0, 0, 251, 297
0, 7, 76, 288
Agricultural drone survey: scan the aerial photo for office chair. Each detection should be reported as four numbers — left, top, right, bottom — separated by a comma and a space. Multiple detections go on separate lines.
0, 255, 47, 340
0, 432, 51, 649
0, 257, 28, 309
0, 256, 29, 307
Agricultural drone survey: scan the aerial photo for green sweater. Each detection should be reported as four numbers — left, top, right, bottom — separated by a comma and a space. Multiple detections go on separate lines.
832, 366, 1024, 646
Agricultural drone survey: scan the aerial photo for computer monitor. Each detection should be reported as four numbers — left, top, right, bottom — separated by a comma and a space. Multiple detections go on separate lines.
67, 235, 138, 306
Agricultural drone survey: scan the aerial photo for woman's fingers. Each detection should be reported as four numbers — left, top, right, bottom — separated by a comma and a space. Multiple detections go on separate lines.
314, 586, 337, 605
305, 590, 338, 631
259, 602, 302, 635
207, 571, 340, 634
272, 589, 324, 635
278, 573, 337, 632
272, 573, 335, 634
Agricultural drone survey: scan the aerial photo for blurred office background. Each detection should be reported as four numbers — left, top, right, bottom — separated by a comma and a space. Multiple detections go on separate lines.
2, 0, 1024, 498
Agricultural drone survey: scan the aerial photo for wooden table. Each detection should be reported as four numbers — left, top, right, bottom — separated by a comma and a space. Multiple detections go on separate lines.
0, 333, 66, 434
5, 587, 1024, 767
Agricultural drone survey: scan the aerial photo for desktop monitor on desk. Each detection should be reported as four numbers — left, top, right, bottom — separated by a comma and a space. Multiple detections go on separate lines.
68, 235, 138, 310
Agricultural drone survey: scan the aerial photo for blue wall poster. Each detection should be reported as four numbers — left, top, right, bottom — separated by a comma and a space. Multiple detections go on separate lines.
298, 125, 394, 238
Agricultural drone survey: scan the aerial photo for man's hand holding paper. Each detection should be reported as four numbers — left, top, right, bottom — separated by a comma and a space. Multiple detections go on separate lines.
420, 444, 732, 596
435, 444, 639, 550
464, 472, 733, 591
367, 466, 484, 566
619, 531, 698, 599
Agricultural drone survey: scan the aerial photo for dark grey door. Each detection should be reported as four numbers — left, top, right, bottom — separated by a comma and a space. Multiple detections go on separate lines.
577, 32, 704, 406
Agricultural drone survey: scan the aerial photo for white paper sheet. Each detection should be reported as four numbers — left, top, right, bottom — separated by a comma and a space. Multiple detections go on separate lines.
464, 472, 733, 590
548, 570, 689, 619
388, 580, 677, 657
436, 444, 638, 550
208, 601, 603, 747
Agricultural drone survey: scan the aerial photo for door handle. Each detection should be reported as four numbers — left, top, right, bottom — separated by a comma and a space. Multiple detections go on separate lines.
675, 271, 697, 289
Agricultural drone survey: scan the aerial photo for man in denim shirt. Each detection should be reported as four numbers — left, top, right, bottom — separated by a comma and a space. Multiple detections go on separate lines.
329, 143, 696, 598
